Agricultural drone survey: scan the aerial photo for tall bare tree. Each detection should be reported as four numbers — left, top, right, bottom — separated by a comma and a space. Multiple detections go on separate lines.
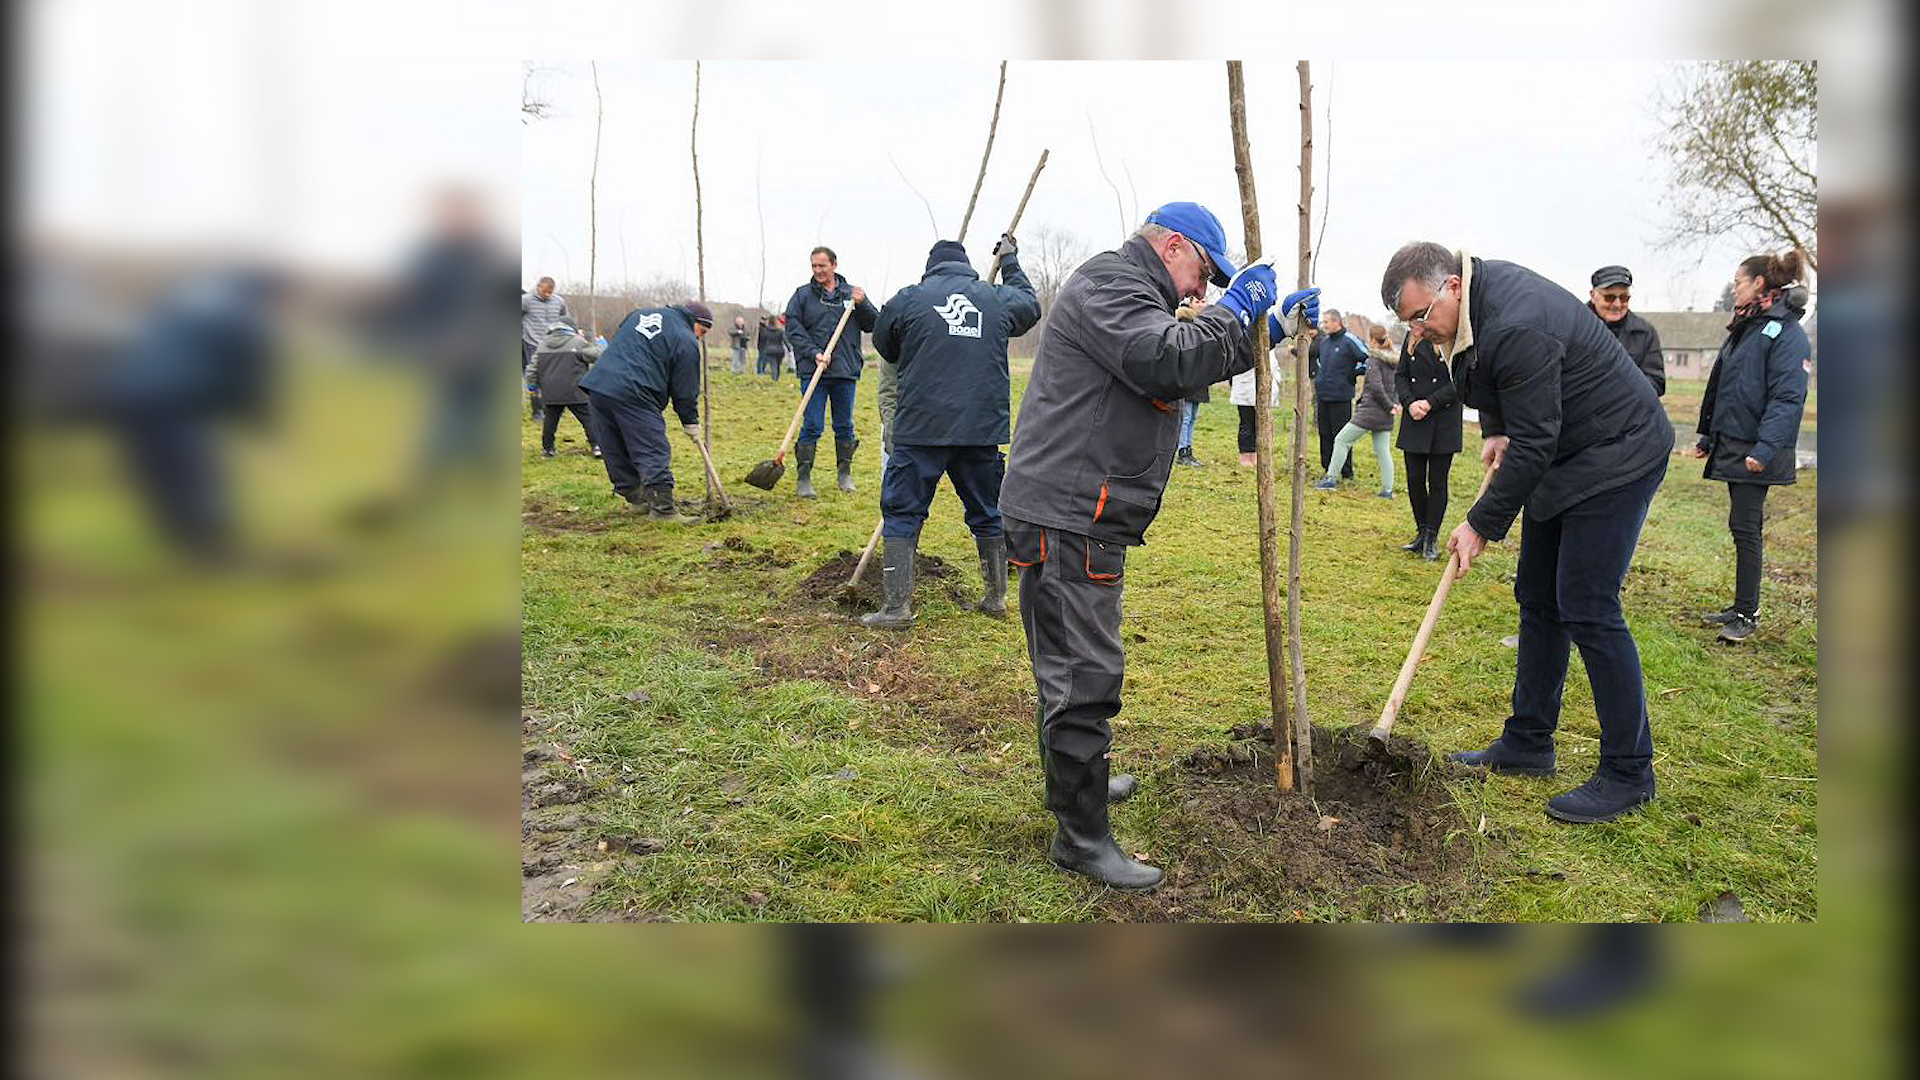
691, 62, 713, 495
1024, 224, 1089, 312
587, 62, 603, 337
1085, 113, 1128, 242
1656, 61, 1817, 271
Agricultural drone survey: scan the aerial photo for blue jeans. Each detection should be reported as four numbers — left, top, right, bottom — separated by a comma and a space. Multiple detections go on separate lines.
585, 388, 674, 495
798, 377, 858, 444
1503, 461, 1667, 784
880, 444, 1005, 540
1177, 400, 1200, 450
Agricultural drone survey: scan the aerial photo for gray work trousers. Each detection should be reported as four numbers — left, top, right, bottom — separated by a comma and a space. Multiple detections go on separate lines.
1006, 516, 1129, 767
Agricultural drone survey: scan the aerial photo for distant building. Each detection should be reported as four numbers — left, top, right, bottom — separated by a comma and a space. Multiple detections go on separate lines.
1636, 310, 1818, 382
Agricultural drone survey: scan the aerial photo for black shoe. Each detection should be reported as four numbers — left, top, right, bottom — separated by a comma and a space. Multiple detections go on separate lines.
541, 447, 555, 458
1545, 772, 1656, 824
1698, 605, 1741, 626
1717, 612, 1759, 643
1420, 532, 1441, 560
1400, 529, 1428, 553
1448, 739, 1558, 778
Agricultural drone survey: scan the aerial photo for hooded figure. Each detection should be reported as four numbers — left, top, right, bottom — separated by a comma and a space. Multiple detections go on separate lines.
860, 237, 1041, 629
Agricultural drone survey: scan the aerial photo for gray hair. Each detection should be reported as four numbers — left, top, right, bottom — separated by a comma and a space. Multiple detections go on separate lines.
1133, 222, 1173, 245
1379, 242, 1460, 311
1323, 308, 1343, 321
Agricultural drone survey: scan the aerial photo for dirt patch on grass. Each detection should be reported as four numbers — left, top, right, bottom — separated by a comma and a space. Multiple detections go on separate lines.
795, 549, 972, 612
1107, 722, 1487, 921
522, 496, 618, 534
702, 534, 795, 570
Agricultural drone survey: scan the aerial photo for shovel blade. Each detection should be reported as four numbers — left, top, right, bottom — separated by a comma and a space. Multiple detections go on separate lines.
743, 459, 784, 490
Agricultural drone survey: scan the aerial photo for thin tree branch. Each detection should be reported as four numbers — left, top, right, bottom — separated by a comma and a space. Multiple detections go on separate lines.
958, 61, 1007, 243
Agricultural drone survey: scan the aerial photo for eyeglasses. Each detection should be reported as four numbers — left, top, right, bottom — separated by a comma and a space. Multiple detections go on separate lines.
1406, 280, 1451, 325
1595, 291, 1630, 305
1186, 238, 1214, 285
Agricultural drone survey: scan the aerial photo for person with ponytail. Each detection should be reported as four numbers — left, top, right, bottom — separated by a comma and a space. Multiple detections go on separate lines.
1686, 249, 1812, 643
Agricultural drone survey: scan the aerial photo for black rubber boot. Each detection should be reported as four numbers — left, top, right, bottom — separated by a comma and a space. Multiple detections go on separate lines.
858, 537, 916, 629
1401, 527, 1428, 553
794, 441, 818, 499
835, 437, 860, 493
645, 486, 698, 524
1046, 752, 1162, 890
1420, 530, 1441, 560
973, 535, 1008, 617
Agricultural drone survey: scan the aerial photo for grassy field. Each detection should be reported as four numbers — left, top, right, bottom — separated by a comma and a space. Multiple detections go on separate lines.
522, 360, 1817, 922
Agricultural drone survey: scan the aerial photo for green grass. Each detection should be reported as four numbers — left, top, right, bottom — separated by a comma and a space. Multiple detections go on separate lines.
523, 359, 1817, 922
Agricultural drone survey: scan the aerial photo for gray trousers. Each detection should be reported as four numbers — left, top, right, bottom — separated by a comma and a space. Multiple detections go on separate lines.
1006, 517, 1128, 767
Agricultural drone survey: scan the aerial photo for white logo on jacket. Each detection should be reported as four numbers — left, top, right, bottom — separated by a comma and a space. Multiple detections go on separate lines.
634, 313, 664, 339
933, 293, 983, 338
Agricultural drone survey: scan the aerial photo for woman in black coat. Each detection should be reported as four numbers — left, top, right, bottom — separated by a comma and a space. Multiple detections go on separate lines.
1686, 249, 1812, 643
1393, 330, 1462, 559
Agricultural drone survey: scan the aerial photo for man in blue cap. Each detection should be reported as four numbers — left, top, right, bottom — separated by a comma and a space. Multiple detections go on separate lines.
1000, 201, 1319, 889
579, 299, 713, 524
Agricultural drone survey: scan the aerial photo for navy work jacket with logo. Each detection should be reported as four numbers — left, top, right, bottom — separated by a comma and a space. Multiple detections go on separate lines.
872, 257, 1041, 446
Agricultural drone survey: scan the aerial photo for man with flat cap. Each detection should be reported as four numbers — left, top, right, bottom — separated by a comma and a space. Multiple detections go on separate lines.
580, 299, 714, 524
1588, 265, 1666, 396
862, 234, 1042, 629
1000, 201, 1319, 889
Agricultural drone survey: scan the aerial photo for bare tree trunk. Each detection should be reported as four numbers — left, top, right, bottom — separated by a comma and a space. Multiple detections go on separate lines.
1086, 113, 1128, 241
589, 62, 603, 337
1225, 62, 1295, 794
958, 61, 1007, 244
691, 61, 712, 499
889, 153, 941, 238
1288, 61, 1315, 788
756, 151, 767, 308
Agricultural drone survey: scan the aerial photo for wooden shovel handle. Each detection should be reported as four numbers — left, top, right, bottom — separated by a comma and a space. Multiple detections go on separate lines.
687, 428, 730, 509
1371, 465, 1498, 741
774, 302, 857, 461
985, 148, 1048, 284
846, 516, 885, 589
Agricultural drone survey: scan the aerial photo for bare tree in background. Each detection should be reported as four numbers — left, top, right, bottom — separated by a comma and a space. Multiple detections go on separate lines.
1655, 61, 1817, 271
587, 62, 603, 336
1025, 224, 1090, 312
1086, 114, 1128, 242
522, 62, 555, 123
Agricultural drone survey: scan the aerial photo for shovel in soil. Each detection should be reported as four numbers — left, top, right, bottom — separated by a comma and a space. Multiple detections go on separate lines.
685, 428, 732, 520
1369, 466, 1497, 755
744, 300, 856, 491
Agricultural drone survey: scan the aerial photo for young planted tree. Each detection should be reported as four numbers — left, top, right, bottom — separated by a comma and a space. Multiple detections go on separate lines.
958, 61, 1007, 243
1286, 61, 1315, 782
588, 62, 603, 337
1224, 61, 1296, 793
690, 61, 717, 504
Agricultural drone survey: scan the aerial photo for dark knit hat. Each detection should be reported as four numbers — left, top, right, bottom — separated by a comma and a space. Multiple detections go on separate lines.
925, 239, 970, 273
682, 300, 715, 327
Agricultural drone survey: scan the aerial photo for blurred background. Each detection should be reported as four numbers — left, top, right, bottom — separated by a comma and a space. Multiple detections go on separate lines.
14, 1, 1906, 1078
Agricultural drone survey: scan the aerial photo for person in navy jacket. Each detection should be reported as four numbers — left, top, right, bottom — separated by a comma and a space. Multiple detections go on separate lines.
783, 246, 879, 497
1685, 249, 1812, 644
579, 301, 714, 524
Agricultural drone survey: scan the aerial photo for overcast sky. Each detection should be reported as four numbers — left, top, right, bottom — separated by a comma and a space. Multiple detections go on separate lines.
522, 60, 1760, 321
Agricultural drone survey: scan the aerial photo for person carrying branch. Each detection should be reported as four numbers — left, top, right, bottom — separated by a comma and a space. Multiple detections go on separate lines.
859, 235, 1041, 629
1382, 241, 1670, 824
578, 299, 714, 524
1000, 202, 1318, 889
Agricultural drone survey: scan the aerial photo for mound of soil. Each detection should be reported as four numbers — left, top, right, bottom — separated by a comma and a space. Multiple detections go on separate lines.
797, 549, 971, 612
1110, 722, 1483, 921
703, 535, 794, 570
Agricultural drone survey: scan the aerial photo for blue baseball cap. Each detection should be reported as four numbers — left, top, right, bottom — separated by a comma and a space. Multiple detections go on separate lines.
1146, 201, 1235, 287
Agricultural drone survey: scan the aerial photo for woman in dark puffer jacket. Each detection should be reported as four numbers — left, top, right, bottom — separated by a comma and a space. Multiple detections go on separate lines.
1686, 248, 1812, 644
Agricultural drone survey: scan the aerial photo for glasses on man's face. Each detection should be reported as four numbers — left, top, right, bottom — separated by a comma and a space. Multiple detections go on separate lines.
1187, 239, 1213, 286
1407, 281, 1450, 325
1596, 291, 1630, 305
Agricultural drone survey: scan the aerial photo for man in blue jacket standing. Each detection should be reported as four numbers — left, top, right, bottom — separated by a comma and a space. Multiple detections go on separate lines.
1312, 309, 1370, 481
579, 300, 713, 524
1001, 201, 1318, 889
1383, 241, 1671, 824
783, 246, 879, 498
860, 235, 1042, 629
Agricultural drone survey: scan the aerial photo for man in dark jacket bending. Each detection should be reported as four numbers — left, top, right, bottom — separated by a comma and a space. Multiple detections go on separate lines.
860, 235, 1042, 629
1383, 242, 1670, 824
1001, 201, 1317, 889
579, 300, 714, 524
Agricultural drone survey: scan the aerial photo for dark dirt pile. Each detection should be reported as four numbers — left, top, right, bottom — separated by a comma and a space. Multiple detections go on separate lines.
1109, 722, 1485, 921
796, 549, 971, 612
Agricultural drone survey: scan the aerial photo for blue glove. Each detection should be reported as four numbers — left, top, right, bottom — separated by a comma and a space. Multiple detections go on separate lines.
1265, 287, 1322, 341
1214, 258, 1279, 329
